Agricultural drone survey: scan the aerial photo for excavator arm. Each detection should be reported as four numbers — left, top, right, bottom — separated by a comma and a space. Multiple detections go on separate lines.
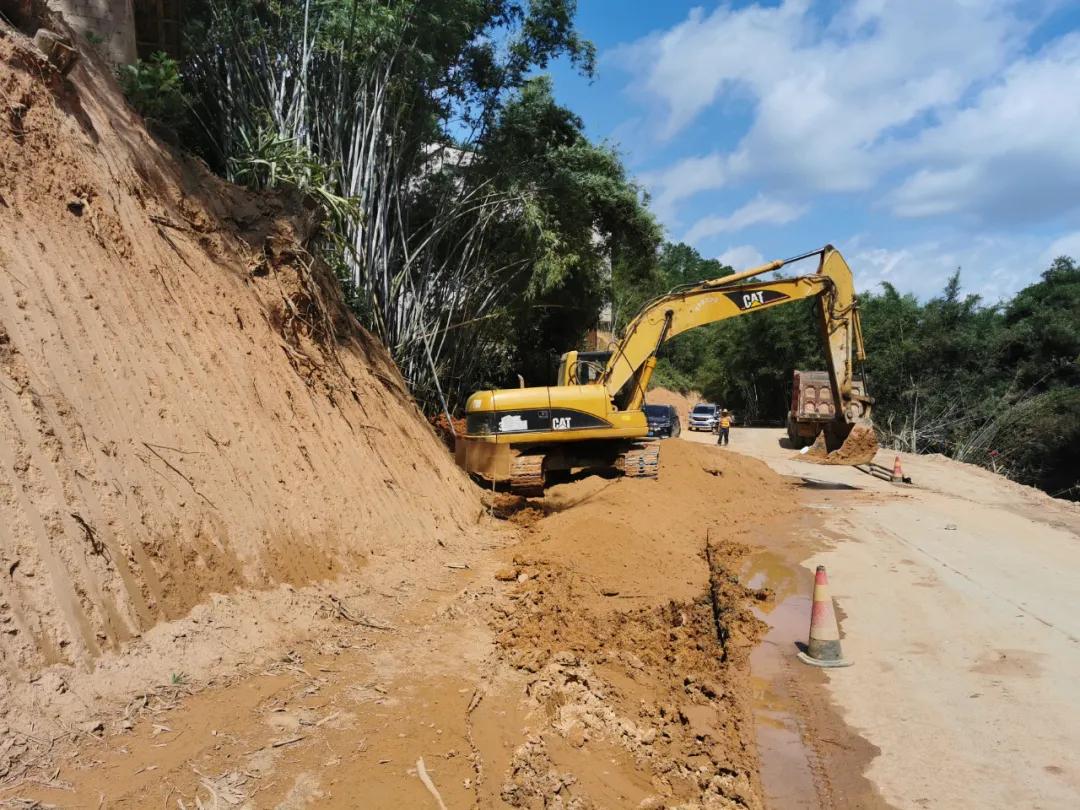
603, 246, 870, 428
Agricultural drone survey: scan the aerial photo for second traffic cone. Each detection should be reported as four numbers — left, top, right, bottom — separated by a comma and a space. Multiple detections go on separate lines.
797, 565, 852, 668
891, 455, 904, 482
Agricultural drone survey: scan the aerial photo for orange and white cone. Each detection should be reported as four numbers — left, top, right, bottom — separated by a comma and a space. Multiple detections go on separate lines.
797, 565, 852, 668
891, 455, 904, 482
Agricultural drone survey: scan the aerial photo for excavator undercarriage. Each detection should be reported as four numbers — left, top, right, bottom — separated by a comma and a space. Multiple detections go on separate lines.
495, 440, 660, 496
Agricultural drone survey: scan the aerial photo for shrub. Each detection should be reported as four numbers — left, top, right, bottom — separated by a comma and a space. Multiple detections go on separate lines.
227, 121, 357, 221
117, 52, 187, 130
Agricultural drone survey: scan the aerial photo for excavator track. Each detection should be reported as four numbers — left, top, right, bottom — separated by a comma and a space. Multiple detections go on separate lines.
621, 442, 660, 479
510, 453, 546, 497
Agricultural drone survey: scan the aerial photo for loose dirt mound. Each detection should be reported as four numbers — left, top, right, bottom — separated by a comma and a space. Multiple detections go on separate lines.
487, 439, 800, 808
801, 423, 879, 466
0, 16, 478, 735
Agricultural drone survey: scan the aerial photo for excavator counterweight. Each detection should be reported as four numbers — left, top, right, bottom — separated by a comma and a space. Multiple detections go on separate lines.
456, 245, 877, 494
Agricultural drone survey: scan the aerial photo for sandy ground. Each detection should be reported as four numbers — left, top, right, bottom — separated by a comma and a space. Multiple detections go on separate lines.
685, 427, 1080, 809
8, 440, 799, 809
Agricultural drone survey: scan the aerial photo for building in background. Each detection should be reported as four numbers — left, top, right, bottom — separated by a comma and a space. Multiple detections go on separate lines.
132, 0, 183, 59
51, 0, 183, 64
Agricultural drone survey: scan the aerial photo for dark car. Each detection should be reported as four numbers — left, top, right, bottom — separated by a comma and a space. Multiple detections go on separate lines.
645, 404, 681, 438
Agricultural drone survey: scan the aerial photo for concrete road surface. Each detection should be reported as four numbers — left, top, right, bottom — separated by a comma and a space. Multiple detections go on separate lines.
685, 426, 1080, 809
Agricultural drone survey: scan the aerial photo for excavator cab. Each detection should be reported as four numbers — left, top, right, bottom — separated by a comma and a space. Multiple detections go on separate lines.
556, 350, 612, 386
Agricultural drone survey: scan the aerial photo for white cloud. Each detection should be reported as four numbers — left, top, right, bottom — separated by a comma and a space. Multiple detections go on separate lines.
640, 153, 727, 222
849, 232, 1067, 303
888, 33, 1080, 223
683, 195, 806, 242
614, 1, 1080, 228
1043, 230, 1080, 264
716, 245, 765, 270
610, 2, 807, 140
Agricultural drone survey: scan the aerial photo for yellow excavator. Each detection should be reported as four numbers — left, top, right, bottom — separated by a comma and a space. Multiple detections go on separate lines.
456, 245, 876, 494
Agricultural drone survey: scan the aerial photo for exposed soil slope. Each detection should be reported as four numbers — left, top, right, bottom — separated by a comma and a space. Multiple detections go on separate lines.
0, 15, 477, 711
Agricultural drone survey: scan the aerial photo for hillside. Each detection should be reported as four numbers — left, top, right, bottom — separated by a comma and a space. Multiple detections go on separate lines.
0, 11, 479, 722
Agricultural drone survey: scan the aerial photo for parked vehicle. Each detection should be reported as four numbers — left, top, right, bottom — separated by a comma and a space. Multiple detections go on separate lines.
645, 404, 681, 438
688, 403, 719, 432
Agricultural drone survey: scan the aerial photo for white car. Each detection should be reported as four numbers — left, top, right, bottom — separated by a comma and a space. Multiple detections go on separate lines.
688, 403, 719, 431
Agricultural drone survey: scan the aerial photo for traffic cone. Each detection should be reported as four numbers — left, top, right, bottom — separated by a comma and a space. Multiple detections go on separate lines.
797, 565, 852, 668
891, 455, 904, 482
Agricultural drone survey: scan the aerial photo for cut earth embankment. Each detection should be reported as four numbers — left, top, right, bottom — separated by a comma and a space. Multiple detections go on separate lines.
0, 9, 480, 755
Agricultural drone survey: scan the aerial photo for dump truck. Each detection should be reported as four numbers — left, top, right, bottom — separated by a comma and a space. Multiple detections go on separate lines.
787, 370, 867, 448
456, 245, 876, 494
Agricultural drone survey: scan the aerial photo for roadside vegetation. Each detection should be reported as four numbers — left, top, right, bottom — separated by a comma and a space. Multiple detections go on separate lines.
121, 0, 658, 415
115, 1, 1077, 499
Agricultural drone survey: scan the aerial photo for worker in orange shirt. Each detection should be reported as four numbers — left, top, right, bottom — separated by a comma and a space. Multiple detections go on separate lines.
716, 409, 732, 446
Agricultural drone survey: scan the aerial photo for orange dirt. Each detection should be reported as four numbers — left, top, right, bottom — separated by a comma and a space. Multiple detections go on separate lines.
430, 412, 467, 452
801, 423, 879, 466
0, 13, 479, 766
488, 440, 801, 808
12, 438, 804, 809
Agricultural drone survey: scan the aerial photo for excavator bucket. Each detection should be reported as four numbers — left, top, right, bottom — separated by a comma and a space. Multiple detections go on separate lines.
802, 422, 879, 466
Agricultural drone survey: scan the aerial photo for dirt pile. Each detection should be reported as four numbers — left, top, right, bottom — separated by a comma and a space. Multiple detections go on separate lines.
0, 14, 478, 728
802, 423, 879, 466
10, 439, 803, 808
487, 440, 800, 808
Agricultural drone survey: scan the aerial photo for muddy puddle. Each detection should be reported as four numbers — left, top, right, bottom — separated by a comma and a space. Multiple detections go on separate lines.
743, 551, 822, 809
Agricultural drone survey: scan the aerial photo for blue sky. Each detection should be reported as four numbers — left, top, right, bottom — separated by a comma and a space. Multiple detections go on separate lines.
547, 0, 1080, 301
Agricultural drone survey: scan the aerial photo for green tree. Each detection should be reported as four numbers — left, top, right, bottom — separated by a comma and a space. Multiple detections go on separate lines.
990, 258, 1080, 495
435, 76, 661, 395
859, 272, 1006, 452
998, 257, 1080, 392
117, 52, 187, 131
178, 0, 641, 408
697, 300, 823, 423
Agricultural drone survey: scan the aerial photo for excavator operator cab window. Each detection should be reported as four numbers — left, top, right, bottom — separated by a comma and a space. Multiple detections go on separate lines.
572, 351, 611, 385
